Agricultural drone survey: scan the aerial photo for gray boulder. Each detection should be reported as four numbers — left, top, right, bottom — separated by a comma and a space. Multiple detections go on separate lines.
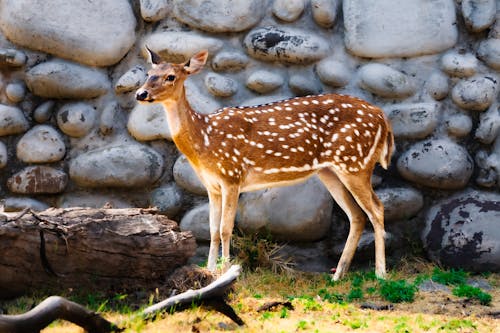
140, 0, 171, 22
69, 145, 164, 188
477, 39, 500, 70
446, 114, 473, 138
0, 48, 27, 67
127, 103, 171, 141
397, 139, 473, 189
0, 104, 29, 137
173, 155, 207, 196
422, 190, 500, 272
56, 103, 96, 138
451, 75, 498, 111
115, 66, 147, 94
424, 71, 449, 100
272, 0, 305, 22
0, 141, 7, 168
316, 58, 351, 87
237, 177, 333, 242
358, 64, 415, 98
211, 51, 249, 72
462, 0, 497, 32
16, 125, 66, 163
311, 0, 340, 28
376, 187, 424, 222
7, 166, 68, 194
246, 70, 284, 94
26, 60, 110, 99
5, 82, 26, 103
440, 51, 478, 77
180, 202, 211, 241
0, 0, 136, 66
150, 184, 184, 217
386, 103, 439, 139
204, 73, 238, 97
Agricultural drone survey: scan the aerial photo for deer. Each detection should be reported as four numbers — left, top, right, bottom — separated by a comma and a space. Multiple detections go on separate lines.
136, 48, 394, 280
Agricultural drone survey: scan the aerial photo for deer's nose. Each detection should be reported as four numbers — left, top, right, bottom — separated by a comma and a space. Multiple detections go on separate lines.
136, 90, 149, 101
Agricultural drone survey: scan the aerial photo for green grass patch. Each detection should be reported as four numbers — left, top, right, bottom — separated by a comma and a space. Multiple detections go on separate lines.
431, 268, 467, 286
452, 284, 492, 305
379, 279, 417, 303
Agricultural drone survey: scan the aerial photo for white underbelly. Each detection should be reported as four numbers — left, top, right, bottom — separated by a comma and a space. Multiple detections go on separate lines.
240, 172, 316, 192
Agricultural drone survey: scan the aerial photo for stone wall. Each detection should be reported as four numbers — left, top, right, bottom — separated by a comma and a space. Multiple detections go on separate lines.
0, 0, 498, 272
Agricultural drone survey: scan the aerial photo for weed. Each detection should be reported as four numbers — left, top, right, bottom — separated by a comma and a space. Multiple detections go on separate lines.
379, 279, 416, 303
439, 319, 477, 332
347, 287, 363, 301
260, 311, 273, 320
297, 319, 308, 330
452, 284, 492, 305
432, 268, 467, 285
342, 317, 367, 329
279, 306, 289, 318
318, 288, 345, 304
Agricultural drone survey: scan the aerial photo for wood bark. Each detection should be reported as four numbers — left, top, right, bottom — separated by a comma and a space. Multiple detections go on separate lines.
0, 207, 196, 299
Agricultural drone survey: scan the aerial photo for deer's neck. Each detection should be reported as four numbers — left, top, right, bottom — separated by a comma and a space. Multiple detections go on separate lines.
161, 88, 205, 165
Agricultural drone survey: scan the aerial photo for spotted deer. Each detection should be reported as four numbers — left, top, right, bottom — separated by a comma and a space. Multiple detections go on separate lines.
136, 49, 394, 280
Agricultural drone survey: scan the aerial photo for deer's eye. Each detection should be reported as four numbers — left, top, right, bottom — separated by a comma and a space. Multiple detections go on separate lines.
165, 75, 176, 82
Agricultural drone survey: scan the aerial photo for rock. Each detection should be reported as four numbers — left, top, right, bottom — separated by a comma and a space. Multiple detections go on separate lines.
7, 166, 68, 194
180, 203, 210, 241
185, 81, 222, 115
211, 51, 249, 72
236, 177, 333, 242
0, 0, 136, 66
422, 190, 500, 272
140, 0, 171, 22
489, 12, 500, 38
277, 241, 336, 272
333, 231, 395, 261
0, 141, 7, 168
128, 102, 171, 141
0, 48, 27, 67
425, 71, 449, 100
58, 193, 132, 209
69, 144, 164, 188
16, 125, 66, 163
289, 73, 322, 96
100, 102, 121, 135
461, 0, 496, 32
26, 60, 110, 99
316, 58, 351, 87
376, 187, 424, 222
477, 39, 500, 70
173, 0, 266, 33
466, 278, 492, 291
3, 197, 49, 212
446, 114, 473, 138
33, 101, 55, 123
243, 26, 330, 64
358, 64, 415, 98
246, 70, 284, 94
385, 103, 440, 139
115, 66, 147, 94
173, 155, 207, 196
150, 184, 184, 217
451, 75, 498, 111
343, 0, 457, 58
5, 82, 26, 103
475, 103, 500, 144
56, 102, 96, 138
418, 280, 450, 293
0, 104, 29, 137
272, 0, 305, 22
311, 0, 340, 28
440, 51, 478, 77
475, 129, 500, 188
204, 73, 238, 97
143, 32, 223, 63
397, 139, 473, 189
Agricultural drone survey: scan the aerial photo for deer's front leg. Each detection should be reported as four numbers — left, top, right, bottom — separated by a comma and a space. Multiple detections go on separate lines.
207, 191, 222, 271
219, 184, 240, 271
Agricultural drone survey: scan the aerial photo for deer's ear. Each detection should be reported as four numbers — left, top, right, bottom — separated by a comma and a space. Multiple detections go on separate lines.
184, 50, 208, 75
145, 46, 162, 66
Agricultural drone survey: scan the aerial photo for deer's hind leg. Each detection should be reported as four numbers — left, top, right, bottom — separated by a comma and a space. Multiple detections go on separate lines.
207, 190, 222, 271
318, 168, 367, 281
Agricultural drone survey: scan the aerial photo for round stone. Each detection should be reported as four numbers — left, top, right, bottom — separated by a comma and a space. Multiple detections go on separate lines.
140, 0, 171, 22
237, 177, 333, 242
451, 75, 498, 111
376, 187, 424, 222
316, 58, 351, 87
477, 38, 500, 70
180, 203, 210, 241
16, 125, 66, 163
425, 71, 449, 100
115, 65, 147, 94
204, 73, 238, 97
397, 139, 473, 189
446, 114, 473, 137
243, 26, 330, 64
100, 102, 121, 135
246, 70, 284, 94
358, 63, 415, 98
475, 103, 500, 144
0, 0, 136, 66
173, 0, 266, 33
150, 183, 184, 217
0, 104, 29, 137
33, 101, 55, 123
311, 0, 340, 28
272, 0, 305, 22
289, 73, 322, 96
127, 102, 170, 141
462, 0, 497, 32
173, 155, 207, 196
3, 197, 49, 212
69, 144, 164, 188
0, 48, 27, 67
5, 82, 26, 103
26, 60, 110, 99
56, 102, 96, 138
0, 141, 7, 168
7, 166, 68, 194
440, 51, 478, 77
422, 189, 500, 272
385, 103, 439, 139
211, 51, 249, 72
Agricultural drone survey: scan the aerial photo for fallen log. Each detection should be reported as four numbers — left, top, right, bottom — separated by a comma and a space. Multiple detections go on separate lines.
0, 207, 196, 299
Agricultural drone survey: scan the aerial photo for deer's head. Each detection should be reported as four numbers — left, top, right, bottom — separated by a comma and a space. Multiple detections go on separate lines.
136, 47, 208, 103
